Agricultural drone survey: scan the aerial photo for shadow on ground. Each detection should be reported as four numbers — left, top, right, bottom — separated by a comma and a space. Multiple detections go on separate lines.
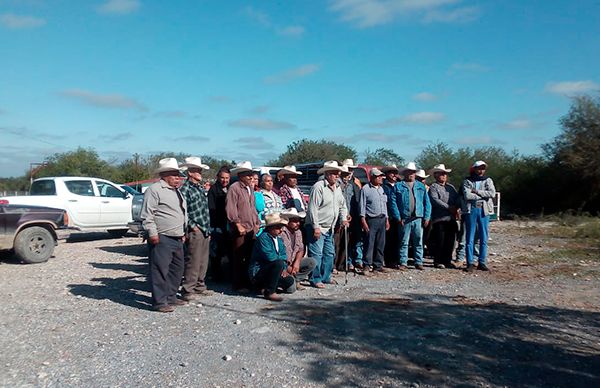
261, 294, 600, 387
68, 258, 153, 310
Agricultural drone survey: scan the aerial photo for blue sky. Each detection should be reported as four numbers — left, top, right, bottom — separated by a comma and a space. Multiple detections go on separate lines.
1, 0, 599, 177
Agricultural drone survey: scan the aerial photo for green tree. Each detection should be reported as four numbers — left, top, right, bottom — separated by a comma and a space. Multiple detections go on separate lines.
268, 139, 357, 166
363, 148, 405, 166
36, 147, 116, 179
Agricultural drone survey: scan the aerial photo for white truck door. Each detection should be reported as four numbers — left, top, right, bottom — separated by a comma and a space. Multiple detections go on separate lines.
62, 179, 102, 227
95, 180, 132, 226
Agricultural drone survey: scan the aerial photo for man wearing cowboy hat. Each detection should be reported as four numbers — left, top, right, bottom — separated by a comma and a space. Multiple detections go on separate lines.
280, 208, 317, 288
277, 165, 307, 213
334, 159, 364, 272
248, 213, 295, 301
178, 157, 212, 301
141, 158, 187, 312
226, 161, 261, 291
381, 164, 400, 269
359, 168, 390, 274
391, 162, 432, 270
208, 165, 232, 282
305, 161, 349, 288
428, 164, 460, 269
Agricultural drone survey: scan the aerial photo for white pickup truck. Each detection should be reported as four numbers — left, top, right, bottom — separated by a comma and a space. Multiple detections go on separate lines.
0, 177, 140, 236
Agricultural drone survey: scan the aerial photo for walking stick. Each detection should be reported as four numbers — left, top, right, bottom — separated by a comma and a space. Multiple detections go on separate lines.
344, 224, 349, 286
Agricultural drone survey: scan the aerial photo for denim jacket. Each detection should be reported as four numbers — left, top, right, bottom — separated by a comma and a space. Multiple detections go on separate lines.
390, 181, 431, 221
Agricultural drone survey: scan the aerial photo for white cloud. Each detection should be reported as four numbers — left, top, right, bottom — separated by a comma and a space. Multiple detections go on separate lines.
278, 25, 305, 37
330, 132, 426, 145
0, 13, 45, 29
170, 135, 211, 142
264, 64, 320, 84
249, 105, 270, 114
97, 0, 141, 15
102, 132, 133, 142
245, 6, 271, 27
61, 89, 147, 111
448, 62, 490, 74
328, 0, 480, 28
154, 110, 188, 118
503, 119, 531, 130
228, 118, 297, 130
366, 111, 446, 128
545, 80, 600, 96
455, 136, 506, 145
412, 92, 438, 102
235, 136, 274, 150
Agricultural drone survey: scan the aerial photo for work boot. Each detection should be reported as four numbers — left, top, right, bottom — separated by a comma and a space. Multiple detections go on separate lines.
465, 264, 476, 273
477, 263, 490, 271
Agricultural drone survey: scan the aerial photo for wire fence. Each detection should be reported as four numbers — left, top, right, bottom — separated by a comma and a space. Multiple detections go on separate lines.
0, 191, 28, 197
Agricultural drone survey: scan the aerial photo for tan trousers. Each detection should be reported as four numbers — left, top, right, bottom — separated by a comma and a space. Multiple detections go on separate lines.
181, 229, 210, 295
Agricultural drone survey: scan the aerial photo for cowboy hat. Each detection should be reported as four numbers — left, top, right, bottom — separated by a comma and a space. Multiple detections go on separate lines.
280, 208, 306, 219
415, 169, 429, 179
341, 159, 358, 169
472, 160, 487, 168
154, 158, 181, 174
340, 165, 351, 174
429, 164, 452, 174
230, 161, 253, 176
278, 165, 303, 176
381, 164, 399, 173
264, 213, 288, 227
181, 156, 210, 170
317, 160, 344, 175
399, 162, 418, 174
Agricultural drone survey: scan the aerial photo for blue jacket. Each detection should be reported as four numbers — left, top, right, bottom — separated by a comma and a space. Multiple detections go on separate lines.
383, 179, 397, 217
390, 181, 431, 221
248, 231, 287, 279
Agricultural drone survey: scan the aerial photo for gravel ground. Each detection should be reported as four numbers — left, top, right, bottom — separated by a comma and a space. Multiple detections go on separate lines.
1, 221, 599, 387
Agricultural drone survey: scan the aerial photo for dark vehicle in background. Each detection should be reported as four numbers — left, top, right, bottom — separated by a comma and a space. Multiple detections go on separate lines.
0, 202, 68, 264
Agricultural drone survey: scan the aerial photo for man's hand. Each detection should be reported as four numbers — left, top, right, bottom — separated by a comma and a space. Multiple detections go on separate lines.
341, 219, 349, 228
399, 219, 405, 226
281, 269, 289, 278
236, 223, 246, 235
361, 218, 369, 233
313, 227, 321, 240
346, 215, 352, 222
149, 235, 160, 245
292, 262, 300, 276
385, 219, 390, 231
423, 219, 430, 228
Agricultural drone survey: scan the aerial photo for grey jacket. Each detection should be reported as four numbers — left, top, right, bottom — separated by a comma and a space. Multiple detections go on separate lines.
306, 180, 348, 232
429, 182, 459, 223
461, 177, 496, 216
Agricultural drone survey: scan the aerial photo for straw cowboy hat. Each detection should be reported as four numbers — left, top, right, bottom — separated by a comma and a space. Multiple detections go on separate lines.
399, 162, 418, 174
181, 156, 210, 170
264, 213, 288, 227
341, 159, 358, 169
381, 164, 399, 173
429, 164, 452, 174
416, 169, 429, 179
317, 160, 344, 175
154, 158, 181, 174
280, 208, 306, 219
278, 165, 303, 176
472, 160, 487, 168
230, 161, 253, 176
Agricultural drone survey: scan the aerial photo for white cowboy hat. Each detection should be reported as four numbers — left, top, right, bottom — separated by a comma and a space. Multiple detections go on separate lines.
181, 156, 210, 170
340, 165, 351, 174
278, 165, 303, 176
264, 212, 288, 227
230, 161, 253, 176
280, 208, 306, 219
317, 160, 344, 175
381, 164, 399, 173
472, 160, 487, 168
370, 167, 384, 176
154, 158, 181, 174
341, 159, 358, 169
416, 169, 429, 179
399, 162, 418, 174
429, 164, 452, 174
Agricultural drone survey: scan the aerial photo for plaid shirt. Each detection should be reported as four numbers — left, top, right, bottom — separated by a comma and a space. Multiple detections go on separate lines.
180, 179, 210, 235
279, 184, 307, 211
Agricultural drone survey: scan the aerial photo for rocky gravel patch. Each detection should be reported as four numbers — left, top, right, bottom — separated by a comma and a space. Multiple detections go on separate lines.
1, 222, 598, 387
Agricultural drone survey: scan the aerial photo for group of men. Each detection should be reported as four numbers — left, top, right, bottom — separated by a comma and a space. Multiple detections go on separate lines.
140, 156, 495, 312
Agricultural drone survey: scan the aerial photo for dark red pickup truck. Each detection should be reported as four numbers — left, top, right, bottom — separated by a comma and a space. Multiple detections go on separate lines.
0, 202, 68, 264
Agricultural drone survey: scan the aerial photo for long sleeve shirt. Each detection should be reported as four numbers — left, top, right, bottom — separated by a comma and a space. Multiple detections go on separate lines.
208, 182, 228, 229
179, 179, 210, 235
225, 181, 260, 231
305, 180, 348, 232
279, 184, 307, 212
280, 226, 304, 264
428, 182, 459, 223
359, 183, 388, 218
248, 231, 287, 278
141, 179, 187, 238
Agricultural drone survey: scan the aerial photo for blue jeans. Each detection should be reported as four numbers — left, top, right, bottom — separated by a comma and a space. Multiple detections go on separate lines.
465, 207, 489, 265
399, 218, 424, 266
307, 226, 335, 285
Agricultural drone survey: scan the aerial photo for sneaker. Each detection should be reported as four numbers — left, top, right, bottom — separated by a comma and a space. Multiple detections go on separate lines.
465, 264, 476, 273
415, 264, 425, 270
154, 305, 175, 313
477, 263, 490, 271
